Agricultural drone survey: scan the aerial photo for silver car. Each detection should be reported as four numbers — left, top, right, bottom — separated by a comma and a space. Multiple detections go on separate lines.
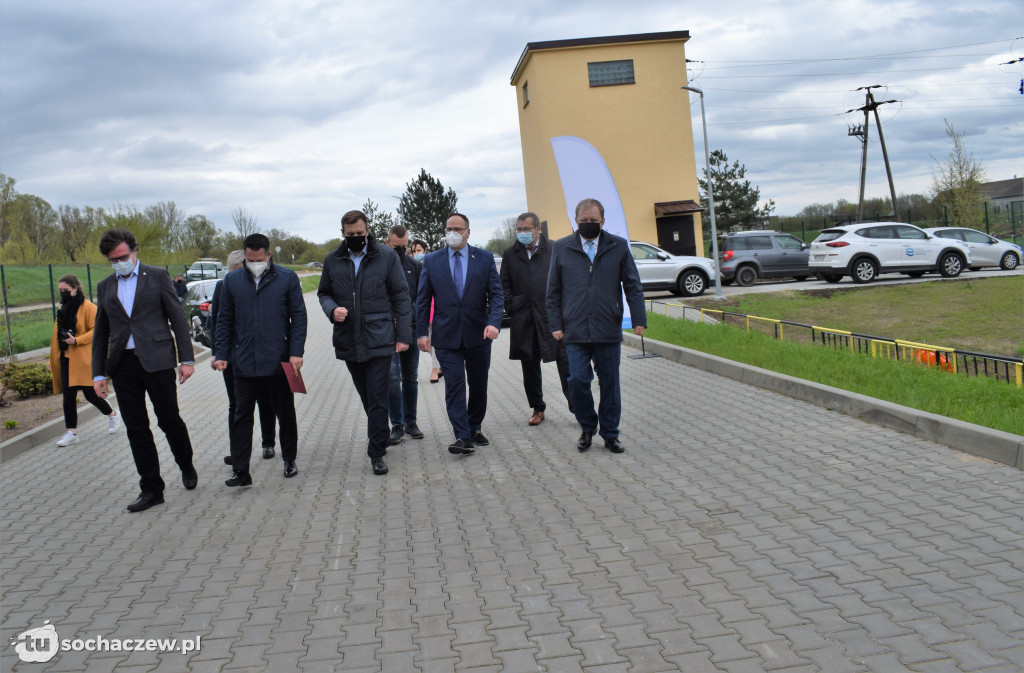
923, 227, 1022, 271
629, 241, 716, 296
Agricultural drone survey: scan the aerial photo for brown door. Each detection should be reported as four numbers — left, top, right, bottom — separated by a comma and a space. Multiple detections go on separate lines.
656, 215, 696, 256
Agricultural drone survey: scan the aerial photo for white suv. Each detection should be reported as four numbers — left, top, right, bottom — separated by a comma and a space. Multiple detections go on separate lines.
809, 222, 970, 284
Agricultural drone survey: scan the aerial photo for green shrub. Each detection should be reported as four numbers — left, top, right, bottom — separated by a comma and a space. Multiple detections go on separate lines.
0, 362, 53, 397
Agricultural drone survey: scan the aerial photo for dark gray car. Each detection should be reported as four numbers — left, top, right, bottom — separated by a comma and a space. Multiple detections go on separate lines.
717, 231, 811, 286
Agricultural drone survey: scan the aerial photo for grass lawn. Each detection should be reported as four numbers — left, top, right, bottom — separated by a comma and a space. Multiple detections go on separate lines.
643, 312, 1023, 436
1, 263, 191, 306
683, 275, 1024, 357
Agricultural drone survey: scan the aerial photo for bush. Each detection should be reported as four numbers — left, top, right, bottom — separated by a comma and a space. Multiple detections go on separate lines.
0, 362, 53, 397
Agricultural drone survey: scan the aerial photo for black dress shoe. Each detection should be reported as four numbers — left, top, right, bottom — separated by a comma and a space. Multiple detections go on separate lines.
388, 426, 405, 445
181, 467, 198, 490
604, 437, 625, 453
262, 445, 276, 459
223, 455, 233, 465
406, 423, 424, 439
225, 471, 253, 487
283, 461, 298, 478
372, 458, 389, 475
577, 431, 594, 452
127, 492, 164, 512
448, 438, 476, 455
470, 431, 489, 446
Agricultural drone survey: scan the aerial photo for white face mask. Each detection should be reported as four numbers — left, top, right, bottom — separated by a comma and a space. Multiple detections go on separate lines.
111, 259, 134, 275
246, 261, 269, 277
446, 231, 464, 248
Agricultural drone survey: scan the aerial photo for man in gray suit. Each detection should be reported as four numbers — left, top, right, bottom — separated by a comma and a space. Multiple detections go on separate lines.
92, 228, 198, 512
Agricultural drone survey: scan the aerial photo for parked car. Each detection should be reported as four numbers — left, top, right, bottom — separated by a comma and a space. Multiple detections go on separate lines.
923, 227, 1022, 271
716, 231, 811, 286
629, 241, 716, 296
304, 261, 323, 268
185, 258, 225, 281
182, 279, 220, 346
809, 222, 971, 284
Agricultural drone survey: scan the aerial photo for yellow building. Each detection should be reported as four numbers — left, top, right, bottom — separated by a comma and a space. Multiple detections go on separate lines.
510, 31, 705, 256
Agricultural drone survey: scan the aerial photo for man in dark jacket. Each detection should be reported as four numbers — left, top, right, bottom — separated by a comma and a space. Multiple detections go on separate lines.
384, 224, 425, 445
546, 198, 646, 454
318, 210, 412, 476
213, 233, 307, 486
501, 212, 571, 426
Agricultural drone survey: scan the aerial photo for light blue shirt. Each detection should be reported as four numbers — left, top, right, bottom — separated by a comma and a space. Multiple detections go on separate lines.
351, 250, 365, 275
117, 260, 140, 350
447, 246, 467, 296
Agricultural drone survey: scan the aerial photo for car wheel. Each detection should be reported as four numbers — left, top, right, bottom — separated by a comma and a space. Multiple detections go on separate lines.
905, 271, 926, 278
851, 258, 877, 284
736, 265, 758, 287
939, 252, 964, 277
792, 275, 809, 282
818, 272, 842, 283
1000, 251, 1020, 270
678, 270, 707, 297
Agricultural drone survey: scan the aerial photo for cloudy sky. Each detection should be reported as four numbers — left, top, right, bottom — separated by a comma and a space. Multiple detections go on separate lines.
1, 0, 1021, 245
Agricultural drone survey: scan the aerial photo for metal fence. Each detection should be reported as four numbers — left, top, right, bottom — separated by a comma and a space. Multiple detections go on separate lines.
647, 299, 1023, 387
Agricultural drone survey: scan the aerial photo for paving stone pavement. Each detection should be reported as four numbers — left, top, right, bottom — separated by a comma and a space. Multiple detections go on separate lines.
2, 292, 1023, 673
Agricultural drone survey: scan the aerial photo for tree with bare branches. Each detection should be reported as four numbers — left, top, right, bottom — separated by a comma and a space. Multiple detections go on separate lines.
931, 119, 986, 228
232, 207, 258, 238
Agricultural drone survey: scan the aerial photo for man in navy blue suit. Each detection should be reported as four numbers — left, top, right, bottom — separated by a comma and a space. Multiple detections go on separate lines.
416, 213, 504, 456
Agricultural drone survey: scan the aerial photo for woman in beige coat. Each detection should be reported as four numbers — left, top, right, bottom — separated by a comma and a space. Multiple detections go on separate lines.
49, 274, 120, 446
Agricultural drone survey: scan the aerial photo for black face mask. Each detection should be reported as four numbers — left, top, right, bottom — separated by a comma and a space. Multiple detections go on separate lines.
345, 235, 367, 253
392, 245, 407, 258
577, 222, 601, 240
60, 290, 73, 302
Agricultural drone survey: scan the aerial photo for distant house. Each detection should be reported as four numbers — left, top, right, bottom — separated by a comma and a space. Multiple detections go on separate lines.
982, 177, 1023, 213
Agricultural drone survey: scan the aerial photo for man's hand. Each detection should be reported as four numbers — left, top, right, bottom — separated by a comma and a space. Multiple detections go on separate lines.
93, 379, 109, 399
396, 342, 409, 353
213, 360, 228, 371
333, 307, 348, 323
289, 356, 303, 374
417, 336, 430, 353
484, 326, 499, 340
551, 330, 564, 341
633, 326, 645, 336
62, 335, 76, 346
210, 359, 218, 370
178, 363, 195, 384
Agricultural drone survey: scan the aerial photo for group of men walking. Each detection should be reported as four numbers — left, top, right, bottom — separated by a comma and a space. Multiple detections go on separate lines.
87, 198, 645, 513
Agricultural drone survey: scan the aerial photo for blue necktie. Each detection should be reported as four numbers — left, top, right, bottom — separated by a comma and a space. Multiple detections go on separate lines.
453, 251, 464, 297
586, 240, 596, 262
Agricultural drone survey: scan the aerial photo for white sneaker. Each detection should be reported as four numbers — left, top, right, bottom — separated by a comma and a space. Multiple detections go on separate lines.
108, 412, 121, 433
57, 431, 80, 446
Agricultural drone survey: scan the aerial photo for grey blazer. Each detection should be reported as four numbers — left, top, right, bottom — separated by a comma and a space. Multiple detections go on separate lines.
92, 263, 195, 377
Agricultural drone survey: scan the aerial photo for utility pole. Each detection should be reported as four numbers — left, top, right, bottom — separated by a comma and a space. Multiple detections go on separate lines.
847, 86, 899, 222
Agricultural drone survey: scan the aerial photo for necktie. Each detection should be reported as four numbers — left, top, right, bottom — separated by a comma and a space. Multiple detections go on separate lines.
528, 245, 537, 257
453, 251, 464, 297
586, 240, 596, 262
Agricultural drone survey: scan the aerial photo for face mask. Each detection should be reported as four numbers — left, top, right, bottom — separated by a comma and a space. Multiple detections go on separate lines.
517, 232, 534, 245
246, 261, 269, 277
392, 245, 407, 257
111, 259, 134, 275
577, 222, 601, 240
346, 235, 367, 253
446, 231, 464, 248
413, 253, 425, 262
60, 289, 73, 302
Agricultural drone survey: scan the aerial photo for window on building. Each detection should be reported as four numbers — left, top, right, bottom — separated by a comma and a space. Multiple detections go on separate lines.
588, 60, 635, 87
523, 81, 529, 107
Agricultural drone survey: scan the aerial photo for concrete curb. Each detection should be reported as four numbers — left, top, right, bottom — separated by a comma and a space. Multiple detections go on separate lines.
623, 332, 1024, 470
0, 345, 212, 464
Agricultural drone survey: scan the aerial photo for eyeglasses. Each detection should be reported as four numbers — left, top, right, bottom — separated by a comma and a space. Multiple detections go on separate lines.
445, 227, 467, 233
515, 227, 536, 233
108, 253, 132, 263
577, 220, 602, 225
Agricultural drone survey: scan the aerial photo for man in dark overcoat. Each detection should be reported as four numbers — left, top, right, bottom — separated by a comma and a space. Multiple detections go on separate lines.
500, 211, 571, 426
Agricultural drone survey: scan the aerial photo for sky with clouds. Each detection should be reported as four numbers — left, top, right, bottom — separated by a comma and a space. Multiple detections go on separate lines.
1, 0, 1021, 246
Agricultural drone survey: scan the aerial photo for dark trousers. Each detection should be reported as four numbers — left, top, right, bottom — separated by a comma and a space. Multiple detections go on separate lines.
230, 371, 297, 475
60, 356, 112, 428
222, 364, 277, 447
519, 333, 571, 413
346, 355, 392, 459
387, 347, 420, 427
110, 350, 193, 495
566, 343, 622, 439
435, 342, 491, 440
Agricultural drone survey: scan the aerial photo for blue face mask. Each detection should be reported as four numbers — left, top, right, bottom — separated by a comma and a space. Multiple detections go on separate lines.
517, 232, 534, 245
413, 253, 425, 262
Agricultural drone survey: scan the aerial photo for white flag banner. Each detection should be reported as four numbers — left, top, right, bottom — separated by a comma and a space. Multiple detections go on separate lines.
550, 135, 634, 329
